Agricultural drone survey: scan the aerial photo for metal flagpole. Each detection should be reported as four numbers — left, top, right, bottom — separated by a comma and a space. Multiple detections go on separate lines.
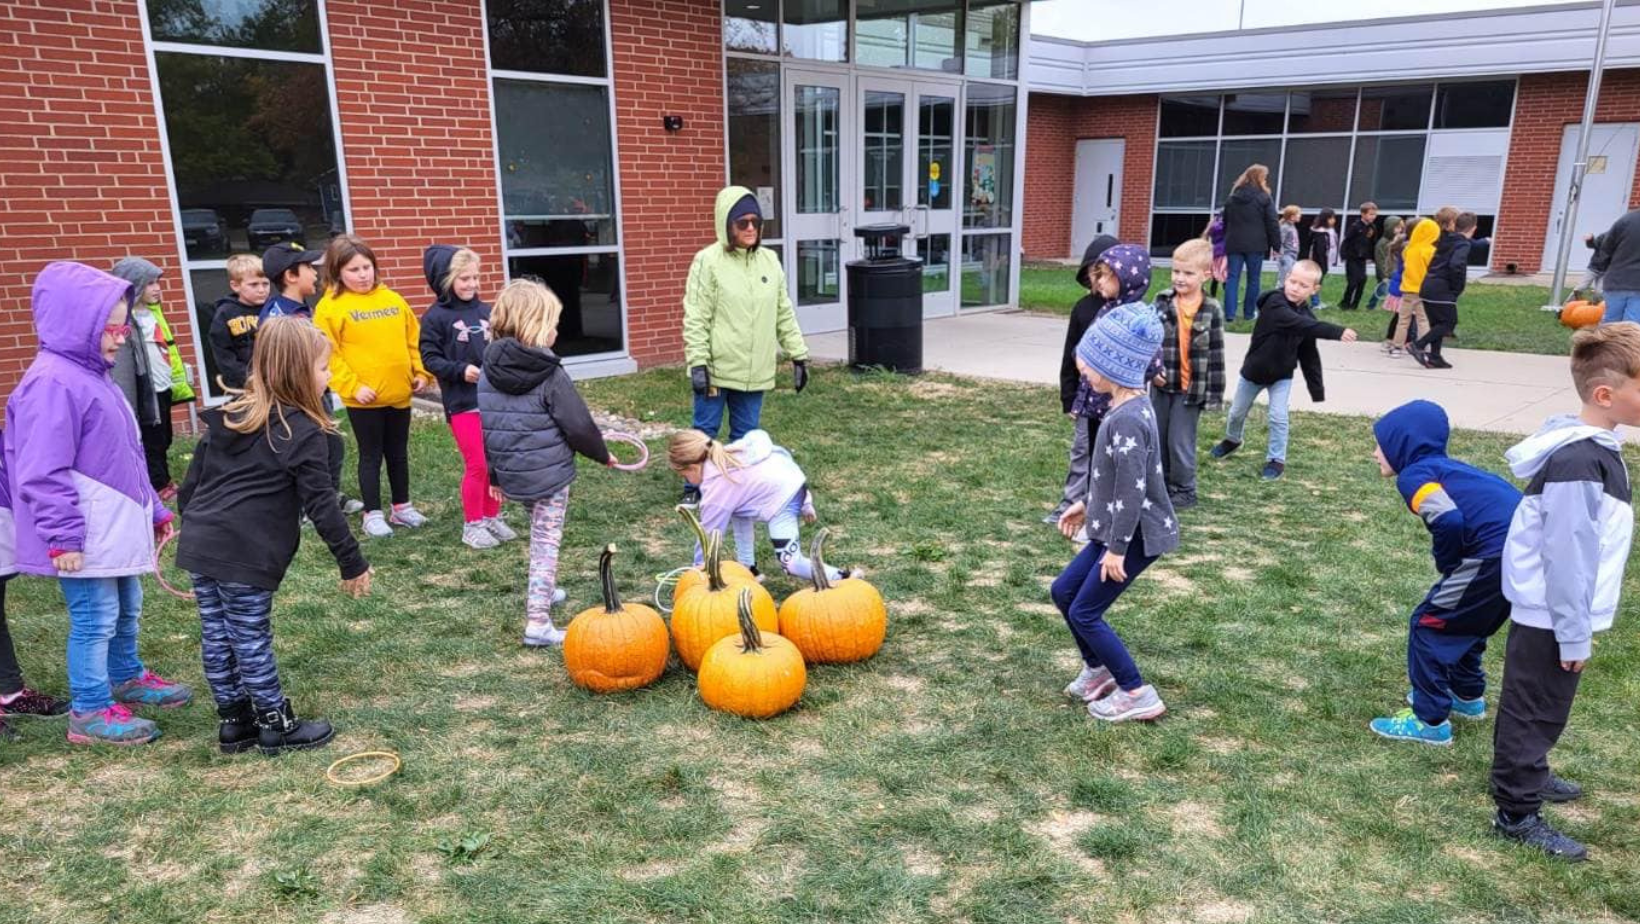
1547, 0, 1619, 310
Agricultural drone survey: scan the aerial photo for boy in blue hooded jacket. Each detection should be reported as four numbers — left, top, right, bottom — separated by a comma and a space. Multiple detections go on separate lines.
1368, 400, 1521, 746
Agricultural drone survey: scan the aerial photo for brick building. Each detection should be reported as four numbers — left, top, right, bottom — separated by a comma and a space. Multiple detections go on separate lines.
1024, 2, 1640, 281
1, 0, 1032, 407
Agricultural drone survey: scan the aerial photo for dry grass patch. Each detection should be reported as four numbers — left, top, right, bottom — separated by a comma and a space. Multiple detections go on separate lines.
1027, 809, 1108, 876
320, 903, 411, 924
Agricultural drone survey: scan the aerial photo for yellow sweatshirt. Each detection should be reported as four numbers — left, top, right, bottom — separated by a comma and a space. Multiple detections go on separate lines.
314, 286, 429, 409
1400, 219, 1440, 297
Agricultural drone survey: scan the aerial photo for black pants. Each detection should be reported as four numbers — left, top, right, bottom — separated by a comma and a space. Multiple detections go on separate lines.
1343, 258, 1368, 308
1491, 623, 1582, 817
349, 406, 411, 511
326, 430, 345, 497
0, 579, 23, 695
1415, 301, 1458, 357
139, 388, 174, 490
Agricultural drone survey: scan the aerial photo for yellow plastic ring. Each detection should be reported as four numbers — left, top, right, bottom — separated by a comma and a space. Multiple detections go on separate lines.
325, 750, 401, 787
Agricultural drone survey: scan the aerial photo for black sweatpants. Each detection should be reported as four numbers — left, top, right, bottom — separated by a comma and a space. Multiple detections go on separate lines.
349, 406, 412, 511
326, 430, 345, 498
139, 388, 174, 491
1491, 623, 1582, 817
1343, 258, 1368, 308
1416, 301, 1458, 358
0, 578, 23, 695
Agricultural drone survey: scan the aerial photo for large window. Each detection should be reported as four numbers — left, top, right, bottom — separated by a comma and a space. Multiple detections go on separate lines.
963, 82, 1015, 229
856, 0, 961, 72
145, 0, 347, 401
724, 1, 1021, 78
727, 59, 783, 240
489, 0, 624, 359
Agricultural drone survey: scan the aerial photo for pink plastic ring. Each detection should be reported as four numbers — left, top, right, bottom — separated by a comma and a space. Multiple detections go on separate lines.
153, 531, 196, 601
604, 431, 650, 472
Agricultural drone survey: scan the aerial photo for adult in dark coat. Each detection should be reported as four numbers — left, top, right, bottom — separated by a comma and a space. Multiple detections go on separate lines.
1220, 164, 1281, 323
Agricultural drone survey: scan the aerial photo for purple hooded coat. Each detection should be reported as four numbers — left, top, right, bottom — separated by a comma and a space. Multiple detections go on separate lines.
0, 431, 14, 579
5, 262, 170, 578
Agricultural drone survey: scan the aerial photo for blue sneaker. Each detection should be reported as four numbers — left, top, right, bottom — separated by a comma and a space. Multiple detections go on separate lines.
111, 670, 193, 709
1370, 708, 1452, 746
67, 704, 159, 746
1406, 690, 1486, 721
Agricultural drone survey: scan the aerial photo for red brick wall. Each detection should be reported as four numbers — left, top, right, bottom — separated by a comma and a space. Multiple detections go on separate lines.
1023, 92, 1157, 260
326, 0, 504, 300
609, 0, 724, 367
1495, 69, 1640, 273
0, 0, 185, 414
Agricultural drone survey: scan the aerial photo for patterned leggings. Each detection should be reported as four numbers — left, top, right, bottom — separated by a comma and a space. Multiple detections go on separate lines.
525, 488, 570, 630
191, 574, 283, 711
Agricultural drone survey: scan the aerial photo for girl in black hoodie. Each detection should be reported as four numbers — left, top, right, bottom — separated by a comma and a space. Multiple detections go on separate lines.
418, 245, 511, 550
177, 318, 372, 756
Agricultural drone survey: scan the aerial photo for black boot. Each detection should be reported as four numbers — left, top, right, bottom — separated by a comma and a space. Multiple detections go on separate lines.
217, 700, 258, 755
256, 699, 334, 756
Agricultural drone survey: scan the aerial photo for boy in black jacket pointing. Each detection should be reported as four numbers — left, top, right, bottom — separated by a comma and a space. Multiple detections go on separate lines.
1410, 211, 1477, 370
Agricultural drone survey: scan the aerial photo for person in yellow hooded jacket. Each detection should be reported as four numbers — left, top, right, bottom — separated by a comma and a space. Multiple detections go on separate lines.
313, 234, 431, 538
679, 186, 809, 506
1392, 213, 1448, 355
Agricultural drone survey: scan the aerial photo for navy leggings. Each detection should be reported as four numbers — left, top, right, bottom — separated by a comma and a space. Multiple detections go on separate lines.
1049, 532, 1158, 692
191, 574, 284, 711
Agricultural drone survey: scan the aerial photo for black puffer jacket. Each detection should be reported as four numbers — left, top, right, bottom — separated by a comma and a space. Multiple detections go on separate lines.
1222, 184, 1280, 256
478, 337, 610, 502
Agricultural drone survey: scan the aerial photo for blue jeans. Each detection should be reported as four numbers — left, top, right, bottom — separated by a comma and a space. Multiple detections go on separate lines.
192, 574, 283, 711
1601, 290, 1640, 324
1223, 252, 1264, 321
687, 388, 765, 488
60, 576, 146, 714
1049, 532, 1158, 692
1224, 375, 1293, 463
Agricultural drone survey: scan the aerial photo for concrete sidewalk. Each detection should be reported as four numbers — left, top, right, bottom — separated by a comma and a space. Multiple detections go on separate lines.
807, 310, 1581, 436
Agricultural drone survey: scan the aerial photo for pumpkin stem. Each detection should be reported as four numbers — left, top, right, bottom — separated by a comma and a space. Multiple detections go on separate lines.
598, 543, 621, 613
809, 528, 833, 592
706, 529, 727, 592
676, 504, 710, 559
735, 587, 762, 653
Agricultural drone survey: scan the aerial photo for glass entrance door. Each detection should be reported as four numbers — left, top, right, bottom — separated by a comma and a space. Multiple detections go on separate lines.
857, 76, 960, 318
783, 68, 851, 334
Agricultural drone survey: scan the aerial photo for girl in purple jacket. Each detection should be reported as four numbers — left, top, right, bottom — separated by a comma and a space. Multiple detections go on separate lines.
5, 262, 191, 746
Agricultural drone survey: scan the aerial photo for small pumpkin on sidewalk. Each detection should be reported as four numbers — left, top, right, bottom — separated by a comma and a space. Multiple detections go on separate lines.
563, 544, 670, 692
778, 529, 885, 664
673, 505, 757, 605
699, 587, 806, 719
672, 531, 778, 671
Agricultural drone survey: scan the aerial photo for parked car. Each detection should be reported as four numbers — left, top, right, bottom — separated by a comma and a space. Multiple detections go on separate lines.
247, 208, 304, 249
180, 208, 226, 255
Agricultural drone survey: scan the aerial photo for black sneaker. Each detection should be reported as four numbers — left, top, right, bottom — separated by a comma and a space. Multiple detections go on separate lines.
679, 485, 702, 508
257, 700, 335, 756
1494, 811, 1587, 862
217, 700, 259, 755
1430, 356, 1453, 370
1409, 344, 1433, 368
0, 688, 70, 717
1169, 493, 1198, 510
1209, 439, 1242, 459
1541, 775, 1584, 804
1261, 460, 1285, 480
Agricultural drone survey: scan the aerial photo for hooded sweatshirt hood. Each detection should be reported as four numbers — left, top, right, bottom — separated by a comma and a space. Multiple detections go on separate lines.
714, 185, 760, 252
483, 337, 561, 396
1374, 399, 1450, 474
35, 262, 133, 373
109, 257, 162, 301
1097, 243, 1152, 306
1505, 415, 1623, 480
728, 428, 776, 466
424, 244, 459, 304
1075, 234, 1120, 288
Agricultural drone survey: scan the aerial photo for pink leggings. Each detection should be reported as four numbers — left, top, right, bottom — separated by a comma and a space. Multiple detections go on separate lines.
449, 411, 501, 523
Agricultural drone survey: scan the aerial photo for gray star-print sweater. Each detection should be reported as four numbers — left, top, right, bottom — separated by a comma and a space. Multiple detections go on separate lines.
1083, 395, 1180, 557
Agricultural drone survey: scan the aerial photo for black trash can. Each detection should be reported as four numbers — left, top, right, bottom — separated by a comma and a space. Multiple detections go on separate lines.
847, 224, 924, 374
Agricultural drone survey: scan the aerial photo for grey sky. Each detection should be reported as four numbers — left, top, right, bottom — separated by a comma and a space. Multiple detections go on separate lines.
1030, 0, 1586, 42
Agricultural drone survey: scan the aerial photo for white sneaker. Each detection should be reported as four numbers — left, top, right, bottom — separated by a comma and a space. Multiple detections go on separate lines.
1087, 684, 1167, 722
462, 523, 500, 550
339, 494, 365, 515
552, 588, 567, 605
1063, 665, 1117, 702
523, 622, 566, 647
389, 503, 428, 528
483, 516, 518, 542
362, 511, 393, 538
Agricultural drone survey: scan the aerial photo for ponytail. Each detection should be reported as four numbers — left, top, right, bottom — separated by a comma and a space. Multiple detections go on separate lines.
667, 430, 744, 479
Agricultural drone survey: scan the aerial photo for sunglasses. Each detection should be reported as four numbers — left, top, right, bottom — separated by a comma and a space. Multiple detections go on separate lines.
733, 217, 763, 231
103, 323, 132, 339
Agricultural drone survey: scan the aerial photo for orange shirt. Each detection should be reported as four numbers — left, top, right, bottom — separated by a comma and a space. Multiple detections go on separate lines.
1176, 294, 1202, 391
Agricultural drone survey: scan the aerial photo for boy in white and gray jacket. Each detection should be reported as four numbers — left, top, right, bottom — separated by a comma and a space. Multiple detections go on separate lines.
1490, 323, 1640, 863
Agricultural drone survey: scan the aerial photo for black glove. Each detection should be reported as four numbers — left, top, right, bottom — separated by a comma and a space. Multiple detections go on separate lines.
690, 365, 710, 396
793, 360, 809, 394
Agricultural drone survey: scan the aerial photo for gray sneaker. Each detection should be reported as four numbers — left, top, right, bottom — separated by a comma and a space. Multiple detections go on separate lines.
389, 504, 428, 528
483, 516, 519, 542
67, 705, 159, 746
1063, 665, 1116, 702
339, 494, 366, 515
1087, 684, 1167, 722
362, 511, 393, 538
462, 523, 500, 550
523, 622, 567, 647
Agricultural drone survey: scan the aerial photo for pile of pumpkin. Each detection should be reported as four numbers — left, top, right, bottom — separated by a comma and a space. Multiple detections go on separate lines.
560, 508, 887, 718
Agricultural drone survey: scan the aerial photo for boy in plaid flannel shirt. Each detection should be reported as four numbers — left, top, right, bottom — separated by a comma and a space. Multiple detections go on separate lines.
1149, 239, 1225, 509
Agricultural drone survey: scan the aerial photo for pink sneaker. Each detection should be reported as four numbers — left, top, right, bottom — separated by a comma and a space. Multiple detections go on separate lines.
111, 670, 193, 709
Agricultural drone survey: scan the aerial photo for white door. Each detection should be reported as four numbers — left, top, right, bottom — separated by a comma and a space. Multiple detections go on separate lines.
1542, 123, 1640, 273
785, 69, 852, 334
1072, 139, 1124, 260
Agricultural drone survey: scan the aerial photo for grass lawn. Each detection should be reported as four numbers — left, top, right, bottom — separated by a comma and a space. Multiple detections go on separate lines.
5, 366, 1640, 924
1019, 263, 1578, 356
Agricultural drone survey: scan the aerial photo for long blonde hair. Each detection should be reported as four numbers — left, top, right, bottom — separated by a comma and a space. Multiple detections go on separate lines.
222, 317, 337, 442
490, 278, 562, 347
1233, 164, 1271, 194
667, 430, 744, 478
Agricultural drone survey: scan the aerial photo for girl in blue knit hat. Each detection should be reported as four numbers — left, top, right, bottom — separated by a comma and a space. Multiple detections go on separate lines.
1052, 303, 1179, 722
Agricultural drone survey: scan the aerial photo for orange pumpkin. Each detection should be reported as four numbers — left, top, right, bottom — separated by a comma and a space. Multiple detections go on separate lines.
563, 544, 670, 693
673, 505, 757, 605
671, 531, 778, 671
778, 529, 886, 664
1561, 299, 1605, 329
699, 587, 806, 719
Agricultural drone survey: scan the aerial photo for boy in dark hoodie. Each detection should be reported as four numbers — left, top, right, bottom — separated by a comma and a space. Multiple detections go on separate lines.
207, 253, 270, 391
1367, 400, 1520, 748
1339, 201, 1378, 310
1209, 260, 1356, 480
1488, 323, 1640, 862
1410, 212, 1477, 370
1306, 209, 1338, 309
1047, 233, 1118, 524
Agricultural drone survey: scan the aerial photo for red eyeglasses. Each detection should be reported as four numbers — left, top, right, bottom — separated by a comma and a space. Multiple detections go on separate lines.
103, 323, 132, 339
